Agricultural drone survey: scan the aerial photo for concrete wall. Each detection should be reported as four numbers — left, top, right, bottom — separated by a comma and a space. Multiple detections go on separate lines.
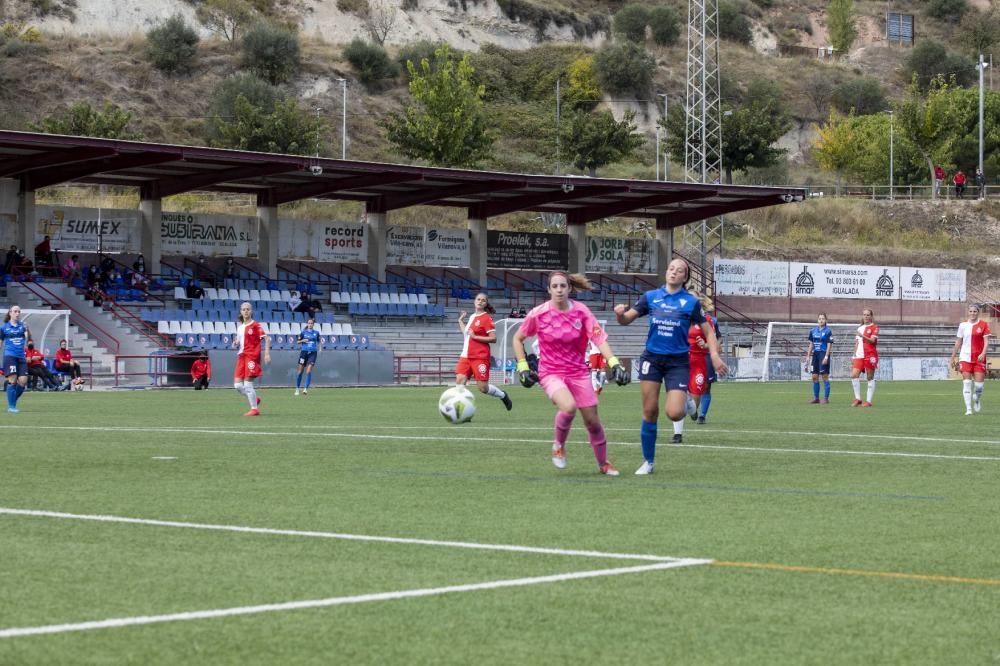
720, 296, 966, 325
203, 349, 394, 387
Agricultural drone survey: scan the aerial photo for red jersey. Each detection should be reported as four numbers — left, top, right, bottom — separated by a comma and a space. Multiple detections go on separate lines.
26, 348, 45, 368
688, 314, 714, 357
956, 320, 991, 363
236, 320, 268, 358
55, 348, 73, 365
191, 358, 212, 380
460, 312, 494, 362
853, 323, 879, 360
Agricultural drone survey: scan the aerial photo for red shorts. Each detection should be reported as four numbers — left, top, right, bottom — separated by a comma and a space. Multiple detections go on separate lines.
959, 361, 987, 375
852, 356, 878, 372
688, 354, 709, 395
588, 353, 605, 370
235, 353, 263, 380
456, 357, 490, 382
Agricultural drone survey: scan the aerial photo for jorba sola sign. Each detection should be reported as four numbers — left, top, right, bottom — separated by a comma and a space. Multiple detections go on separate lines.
585, 236, 653, 273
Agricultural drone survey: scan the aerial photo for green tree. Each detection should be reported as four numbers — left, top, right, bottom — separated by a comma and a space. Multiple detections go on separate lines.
960, 8, 1000, 55
812, 111, 863, 193
906, 40, 975, 90
564, 55, 601, 111
593, 41, 655, 97
205, 72, 279, 144
212, 95, 323, 155
612, 4, 650, 42
343, 38, 399, 90
830, 77, 886, 115
381, 44, 495, 168
565, 108, 643, 176
196, 0, 257, 43
31, 101, 141, 139
827, 0, 857, 53
718, 0, 752, 44
896, 78, 965, 196
241, 21, 300, 85
926, 0, 967, 23
720, 100, 790, 183
146, 14, 199, 75
648, 6, 680, 46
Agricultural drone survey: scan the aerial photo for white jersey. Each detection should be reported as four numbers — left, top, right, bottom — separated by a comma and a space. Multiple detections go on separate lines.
956, 320, 991, 363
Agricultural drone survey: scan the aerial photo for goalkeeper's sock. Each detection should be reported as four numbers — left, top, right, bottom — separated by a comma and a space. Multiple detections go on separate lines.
823, 381, 831, 400
812, 381, 820, 400
486, 384, 506, 399
585, 421, 608, 465
554, 411, 574, 446
866, 380, 876, 403
640, 420, 657, 463
244, 382, 258, 410
963, 379, 973, 410
699, 393, 712, 418
852, 378, 861, 400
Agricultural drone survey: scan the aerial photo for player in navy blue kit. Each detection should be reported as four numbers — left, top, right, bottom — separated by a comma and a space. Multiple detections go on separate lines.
804, 313, 833, 404
294, 318, 321, 395
614, 258, 728, 475
1, 305, 31, 413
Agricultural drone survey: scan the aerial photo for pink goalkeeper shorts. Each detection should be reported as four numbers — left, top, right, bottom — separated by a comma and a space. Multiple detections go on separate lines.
539, 373, 599, 409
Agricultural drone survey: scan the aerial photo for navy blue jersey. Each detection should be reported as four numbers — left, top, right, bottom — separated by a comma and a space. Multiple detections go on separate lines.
808, 326, 833, 353
632, 287, 705, 355
0, 321, 28, 359
299, 328, 320, 353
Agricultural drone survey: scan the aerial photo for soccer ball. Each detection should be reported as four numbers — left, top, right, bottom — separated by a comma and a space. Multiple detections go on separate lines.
72, 378, 84, 391
438, 386, 476, 424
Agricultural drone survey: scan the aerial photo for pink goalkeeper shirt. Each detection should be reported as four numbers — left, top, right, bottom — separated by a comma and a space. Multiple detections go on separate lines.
519, 300, 607, 379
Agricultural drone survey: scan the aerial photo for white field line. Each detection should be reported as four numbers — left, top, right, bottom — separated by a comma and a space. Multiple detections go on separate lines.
0, 508, 693, 563
0, 559, 708, 639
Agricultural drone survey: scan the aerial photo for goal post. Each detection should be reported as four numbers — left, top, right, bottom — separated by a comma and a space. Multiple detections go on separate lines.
758, 321, 861, 382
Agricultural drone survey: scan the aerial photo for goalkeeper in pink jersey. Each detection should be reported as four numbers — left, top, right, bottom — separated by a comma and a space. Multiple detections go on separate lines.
511, 271, 630, 476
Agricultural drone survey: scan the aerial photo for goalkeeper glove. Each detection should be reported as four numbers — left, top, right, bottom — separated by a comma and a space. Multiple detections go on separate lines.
608, 356, 630, 386
516, 359, 539, 388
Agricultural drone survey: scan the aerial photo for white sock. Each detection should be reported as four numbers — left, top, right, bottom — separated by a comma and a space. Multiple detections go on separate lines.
963, 379, 973, 410
234, 382, 246, 396
866, 380, 876, 403
852, 378, 861, 400
673, 419, 684, 435
244, 381, 257, 409
486, 384, 506, 399
974, 382, 984, 404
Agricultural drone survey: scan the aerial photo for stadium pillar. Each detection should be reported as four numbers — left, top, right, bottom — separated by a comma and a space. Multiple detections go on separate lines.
567, 221, 586, 273
16, 187, 34, 256
655, 219, 674, 279
468, 216, 487, 287
139, 197, 162, 274
366, 208, 387, 282
256, 203, 279, 279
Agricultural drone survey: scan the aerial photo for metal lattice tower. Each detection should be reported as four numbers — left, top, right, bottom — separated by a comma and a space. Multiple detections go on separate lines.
679, 0, 724, 294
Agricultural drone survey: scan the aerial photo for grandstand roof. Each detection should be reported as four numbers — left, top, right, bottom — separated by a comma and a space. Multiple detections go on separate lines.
0, 130, 806, 227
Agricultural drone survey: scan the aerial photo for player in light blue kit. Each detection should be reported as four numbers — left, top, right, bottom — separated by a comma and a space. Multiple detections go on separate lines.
294, 318, 321, 395
1, 305, 32, 413
614, 258, 728, 475
804, 313, 833, 404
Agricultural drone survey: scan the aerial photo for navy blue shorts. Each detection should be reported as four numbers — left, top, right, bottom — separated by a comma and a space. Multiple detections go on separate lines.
3, 356, 27, 378
637, 352, 690, 392
810, 350, 830, 375
298, 350, 318, 367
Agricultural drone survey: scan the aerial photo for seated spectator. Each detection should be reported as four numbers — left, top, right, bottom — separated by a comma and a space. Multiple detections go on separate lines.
132, 254, 146, 275
130, 268, 149, 291
518, 307, 527, 318
288, 290, 303, 312
34, 235, 57, 268
54, 339, 83, 389
508, 307, 520, 319
3, 244, 18, 274
25, 342, 61, 391
186, 279, 204, 299
86, 264, 100, 286
191, 354, 211, 390
224, 257, 237, 279
63, 254, 82, 281
15, 251, 33, 276
86, 282, 108, 307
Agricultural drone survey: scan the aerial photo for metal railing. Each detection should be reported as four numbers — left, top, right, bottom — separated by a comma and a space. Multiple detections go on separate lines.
805, 184, 990, 200
393, 355, 453, 384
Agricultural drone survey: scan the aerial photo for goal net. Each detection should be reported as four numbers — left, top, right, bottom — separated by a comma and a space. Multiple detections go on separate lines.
754, 321, 864, 382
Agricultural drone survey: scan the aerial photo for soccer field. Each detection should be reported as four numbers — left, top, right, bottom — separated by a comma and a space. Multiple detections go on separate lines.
1, 381, 998, 664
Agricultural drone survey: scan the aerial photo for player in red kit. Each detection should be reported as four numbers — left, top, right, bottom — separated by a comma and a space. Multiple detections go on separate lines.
850, 308, 879, 407
455, 292, 512, 411
950, 304, 991, 415
232, 301, 270, 416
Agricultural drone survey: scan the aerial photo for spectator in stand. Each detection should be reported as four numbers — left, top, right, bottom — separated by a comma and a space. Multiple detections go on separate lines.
14, 250, 32, 276
954, 170, 967, 198
934, 165, 945, 197
86, 264, 99, 287
976, 168, 986, 199
54, 339, 83, 389
34, 236, 57, 269
63, 254, 82, 282
518, 306, 527, 318
25, 342, 61, 391
186, 279, 205, 300
508, 307, 520, 319
130, 267, 149, 291
191, 353, 211, 390
224, 257, 237, 280
4, 245, 18, 275
132, 254, 146, 276
288, 290, 303, 312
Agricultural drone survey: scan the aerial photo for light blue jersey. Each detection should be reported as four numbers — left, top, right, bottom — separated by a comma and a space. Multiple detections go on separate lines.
632, 287, 705, 355
299, 328, 320, 353
808, 326, 833, 353
0, 321, 28, 359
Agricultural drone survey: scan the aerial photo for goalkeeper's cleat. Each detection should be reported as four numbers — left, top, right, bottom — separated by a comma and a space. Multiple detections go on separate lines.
243, 408, 260, 416
851, 399, 863, 407
501, 392, 513, 411
551, 444, 567, 469
599, 462, 620, 476
671, 433, 683, 444
634, 460, 654, 475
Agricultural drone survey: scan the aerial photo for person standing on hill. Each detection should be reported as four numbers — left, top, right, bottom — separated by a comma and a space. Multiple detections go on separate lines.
804, 313, 833, 404
850, 308, 879, 407
953, 170, 967, 198
950, 304, 991, 416
975, 168, 986, 199
934, 165, 945, 197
